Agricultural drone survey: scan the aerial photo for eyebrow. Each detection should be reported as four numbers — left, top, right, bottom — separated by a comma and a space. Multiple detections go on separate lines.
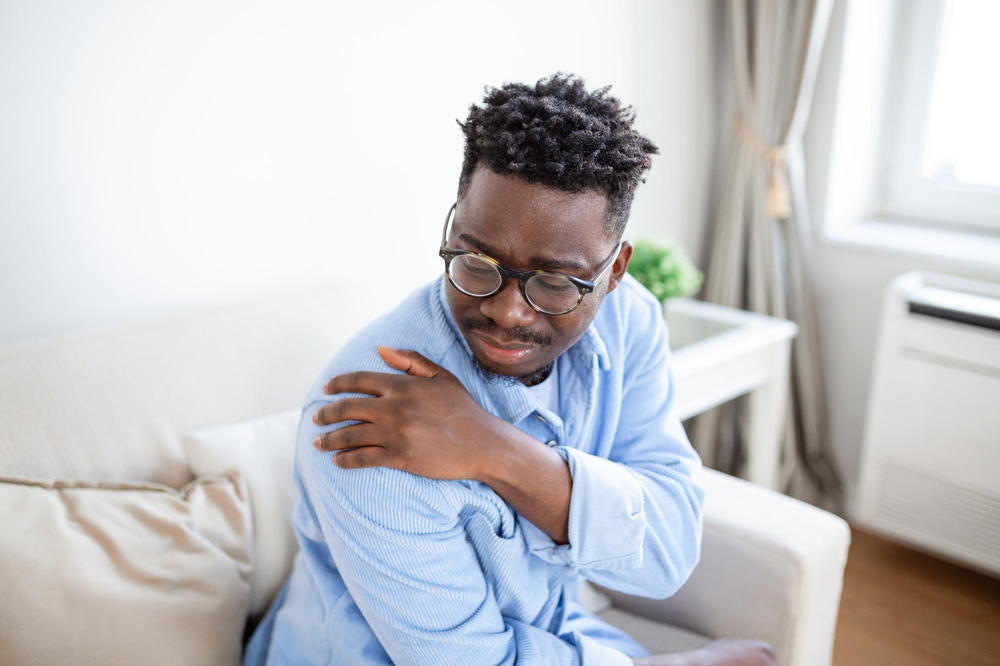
457, 233, 586, 271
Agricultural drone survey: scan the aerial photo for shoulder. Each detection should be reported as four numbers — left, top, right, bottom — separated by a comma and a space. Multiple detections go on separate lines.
296, 278, 462, 534
595, 272, 669, 360
297, 395, 462, 535
612, 272, 665, 323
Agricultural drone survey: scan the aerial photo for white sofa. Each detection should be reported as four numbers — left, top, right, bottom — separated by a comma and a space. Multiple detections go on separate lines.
0, 281, 851, 665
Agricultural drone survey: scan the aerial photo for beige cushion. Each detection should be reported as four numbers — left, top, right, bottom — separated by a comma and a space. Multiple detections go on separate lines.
579, 580, 614, 614
0, 474, 253, 666
599, 608, 712, 655
0, 281, 399, 487
182, 410, 301, 617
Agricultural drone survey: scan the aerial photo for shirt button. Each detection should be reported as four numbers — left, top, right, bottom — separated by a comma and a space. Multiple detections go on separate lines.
535, 414, 546, 423
546, 440, 558, 447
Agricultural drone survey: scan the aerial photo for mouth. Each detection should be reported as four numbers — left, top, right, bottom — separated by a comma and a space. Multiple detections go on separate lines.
473, 332, 539, 365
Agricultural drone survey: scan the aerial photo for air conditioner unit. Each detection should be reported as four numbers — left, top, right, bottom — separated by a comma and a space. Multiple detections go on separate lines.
855, 271, 1000, 576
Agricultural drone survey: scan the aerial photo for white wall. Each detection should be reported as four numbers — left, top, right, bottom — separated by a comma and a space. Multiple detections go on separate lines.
0, 0, 719, 346
805, 0, 1000, 505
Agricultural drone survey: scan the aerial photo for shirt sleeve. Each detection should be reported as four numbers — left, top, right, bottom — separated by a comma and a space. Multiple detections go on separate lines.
519, 293, 706, 600
298, 397, 634, 666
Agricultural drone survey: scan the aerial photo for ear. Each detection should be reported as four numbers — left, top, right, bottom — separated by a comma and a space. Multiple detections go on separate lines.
605, 240, 633, 295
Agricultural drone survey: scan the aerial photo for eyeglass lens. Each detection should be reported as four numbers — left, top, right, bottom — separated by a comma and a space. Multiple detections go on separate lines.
449, 254, 580, 314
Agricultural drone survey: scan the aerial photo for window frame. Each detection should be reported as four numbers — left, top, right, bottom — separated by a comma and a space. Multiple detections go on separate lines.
879, 0, 1000, 233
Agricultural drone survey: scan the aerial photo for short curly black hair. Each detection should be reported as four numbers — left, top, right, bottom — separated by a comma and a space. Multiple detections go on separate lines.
456, 72, 658, 240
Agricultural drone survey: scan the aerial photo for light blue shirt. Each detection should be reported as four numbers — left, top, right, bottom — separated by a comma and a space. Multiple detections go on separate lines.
526, 354, 560, 415
244, 273, 705, 665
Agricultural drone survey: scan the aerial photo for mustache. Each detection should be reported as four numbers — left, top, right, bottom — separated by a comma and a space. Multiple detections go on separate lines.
459, 315, 554, 347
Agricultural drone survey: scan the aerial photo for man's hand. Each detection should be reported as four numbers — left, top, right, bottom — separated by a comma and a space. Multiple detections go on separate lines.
311, 346, 501, 481
312, 345, 575, 544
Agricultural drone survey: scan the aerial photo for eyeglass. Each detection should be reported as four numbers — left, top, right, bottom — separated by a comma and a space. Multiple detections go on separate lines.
438, 202, 622, 315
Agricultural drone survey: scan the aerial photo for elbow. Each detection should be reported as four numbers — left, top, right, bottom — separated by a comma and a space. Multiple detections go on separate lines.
646, 494, 704, 600
670, 489, 705, 594
669, 536, 702, 598
670, 471, 706, 591
644, 540, 701, 600
651, 556, 697, 600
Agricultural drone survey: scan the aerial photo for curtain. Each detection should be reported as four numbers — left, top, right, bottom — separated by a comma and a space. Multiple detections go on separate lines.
694, 0, 843, 510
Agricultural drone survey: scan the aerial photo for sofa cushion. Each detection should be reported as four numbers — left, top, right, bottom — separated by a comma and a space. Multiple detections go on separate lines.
579, 580, 614, 613
598, 608, 712, 655
0, 474, 253, 666
0, 281, 399, 488
182, 409, 301, 616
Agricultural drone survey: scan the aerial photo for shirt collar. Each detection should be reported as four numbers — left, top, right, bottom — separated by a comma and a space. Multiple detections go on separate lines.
433, 274, 610, 424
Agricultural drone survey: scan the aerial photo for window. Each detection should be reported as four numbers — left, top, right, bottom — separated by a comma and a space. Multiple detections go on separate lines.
882, 0, 1000, 232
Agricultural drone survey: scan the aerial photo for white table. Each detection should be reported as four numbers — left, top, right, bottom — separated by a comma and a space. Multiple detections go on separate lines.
666, 298, 798, 490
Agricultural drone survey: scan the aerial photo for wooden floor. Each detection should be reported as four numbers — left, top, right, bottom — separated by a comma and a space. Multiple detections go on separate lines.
832, 528, 1000, 666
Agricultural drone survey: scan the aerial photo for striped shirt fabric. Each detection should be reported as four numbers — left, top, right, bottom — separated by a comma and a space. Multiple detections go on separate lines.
243, 272, 705, 665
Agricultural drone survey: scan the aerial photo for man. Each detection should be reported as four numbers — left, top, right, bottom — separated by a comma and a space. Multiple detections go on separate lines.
244, 73, 775, 665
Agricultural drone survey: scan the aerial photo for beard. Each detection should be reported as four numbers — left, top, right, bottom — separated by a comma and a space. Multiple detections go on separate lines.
459, 313, 556, 387
470, 354, 555, 387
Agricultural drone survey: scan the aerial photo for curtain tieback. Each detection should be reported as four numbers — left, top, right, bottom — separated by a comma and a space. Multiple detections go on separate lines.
735, 115, 792, 219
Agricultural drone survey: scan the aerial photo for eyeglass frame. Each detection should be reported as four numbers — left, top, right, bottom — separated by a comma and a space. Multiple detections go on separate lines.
438, 202, 623, 315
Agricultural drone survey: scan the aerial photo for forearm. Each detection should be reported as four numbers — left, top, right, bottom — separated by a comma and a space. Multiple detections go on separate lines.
476, 418, 573, 545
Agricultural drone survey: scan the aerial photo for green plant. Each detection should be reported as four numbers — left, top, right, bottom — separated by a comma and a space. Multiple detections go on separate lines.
626, 239, 703, 303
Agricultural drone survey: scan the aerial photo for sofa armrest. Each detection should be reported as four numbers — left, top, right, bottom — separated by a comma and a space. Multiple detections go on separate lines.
598, 468, 851, 666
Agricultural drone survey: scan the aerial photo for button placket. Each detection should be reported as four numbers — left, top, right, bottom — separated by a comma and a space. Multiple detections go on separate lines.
531, 412, 559, 447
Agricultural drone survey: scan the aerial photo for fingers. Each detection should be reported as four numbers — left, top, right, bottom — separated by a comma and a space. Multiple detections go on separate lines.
314, 423, 381, 451
324, 351, 452, 397
324, 371, 399, 396
312, 398, 379, 426
377, 346, 449, 379
332, 445, 391, 470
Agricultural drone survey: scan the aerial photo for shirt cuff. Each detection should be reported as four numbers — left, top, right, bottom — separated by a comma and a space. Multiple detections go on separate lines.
520, 446, 645, 570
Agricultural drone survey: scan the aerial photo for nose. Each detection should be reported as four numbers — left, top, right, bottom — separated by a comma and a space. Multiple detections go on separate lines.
480, 279, 539, 330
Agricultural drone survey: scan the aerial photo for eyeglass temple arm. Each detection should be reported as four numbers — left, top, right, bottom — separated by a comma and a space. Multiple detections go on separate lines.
441, 202, 458, 248
594, 242, 624, 280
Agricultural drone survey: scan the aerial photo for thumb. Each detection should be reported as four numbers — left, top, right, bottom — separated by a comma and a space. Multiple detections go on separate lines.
377, 346, 451, 379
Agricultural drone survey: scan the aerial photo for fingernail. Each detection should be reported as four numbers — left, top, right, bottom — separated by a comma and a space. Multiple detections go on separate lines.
313, 437, 321, 449
322, 382, 330, 394
312, 412, 318, 424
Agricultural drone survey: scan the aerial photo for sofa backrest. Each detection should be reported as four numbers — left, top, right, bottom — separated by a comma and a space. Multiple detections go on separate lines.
0, 281, 403, 487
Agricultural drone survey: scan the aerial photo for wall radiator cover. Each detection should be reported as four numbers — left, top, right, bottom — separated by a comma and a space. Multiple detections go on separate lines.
855, 271, 1000, 577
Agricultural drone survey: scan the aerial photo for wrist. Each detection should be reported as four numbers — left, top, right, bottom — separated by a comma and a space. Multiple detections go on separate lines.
469, 415, 529, 487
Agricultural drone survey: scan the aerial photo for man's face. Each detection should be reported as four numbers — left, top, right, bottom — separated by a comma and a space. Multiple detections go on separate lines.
445, 165, 633, 385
